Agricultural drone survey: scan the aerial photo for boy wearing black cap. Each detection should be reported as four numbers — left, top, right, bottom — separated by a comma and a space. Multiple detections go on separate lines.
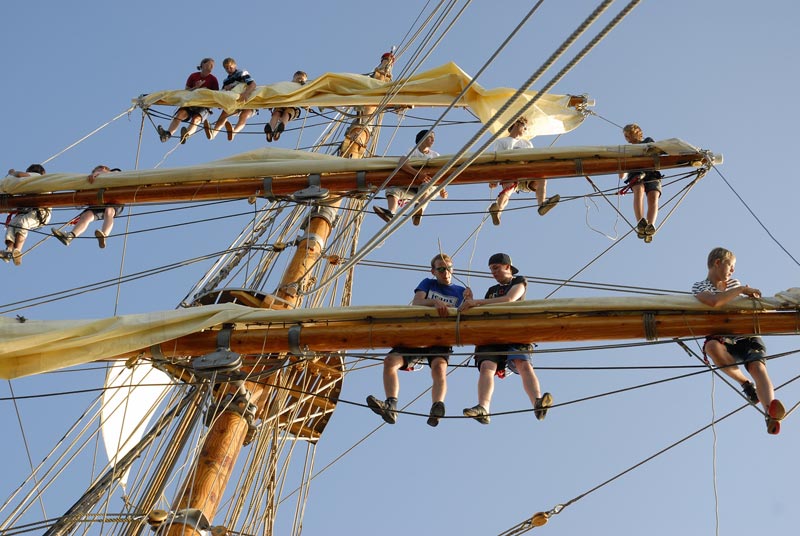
459, 252, 552, 424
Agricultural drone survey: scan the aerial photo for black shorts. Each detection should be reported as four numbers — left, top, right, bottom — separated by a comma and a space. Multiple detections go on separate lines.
705, 336, 766, 369
390, 346, 452, 370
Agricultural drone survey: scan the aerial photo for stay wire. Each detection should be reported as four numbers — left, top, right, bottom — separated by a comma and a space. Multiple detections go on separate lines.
712, 165, 800, 268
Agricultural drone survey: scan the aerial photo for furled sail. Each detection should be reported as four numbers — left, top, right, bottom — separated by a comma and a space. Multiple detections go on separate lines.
136, 62, 587, 138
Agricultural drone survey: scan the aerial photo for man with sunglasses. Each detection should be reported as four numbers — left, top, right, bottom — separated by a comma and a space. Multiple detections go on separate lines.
366, 253, 470, 427
459, 253, 552, 425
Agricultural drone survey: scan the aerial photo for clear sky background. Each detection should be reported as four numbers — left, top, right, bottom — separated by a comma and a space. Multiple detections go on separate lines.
2, 1, 799, 535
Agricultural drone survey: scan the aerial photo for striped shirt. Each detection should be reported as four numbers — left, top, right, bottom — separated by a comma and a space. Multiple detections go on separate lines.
692, 277, 746, 341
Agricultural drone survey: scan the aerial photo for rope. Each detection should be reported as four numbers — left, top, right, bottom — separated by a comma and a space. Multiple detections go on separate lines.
41, 106, 135, 165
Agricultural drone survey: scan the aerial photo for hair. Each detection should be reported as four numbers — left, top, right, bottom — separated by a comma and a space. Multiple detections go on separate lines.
707, 247, 734, 268
430, 253, 452, 269
623, 123, 642, 136
92, 165, 110, 174
222, 57, 236, 68
293, 70, 307, 80
25, 164, 45, 174
197, 58, 214, 70
507, 116, 528, 134
415, 129, 432, 145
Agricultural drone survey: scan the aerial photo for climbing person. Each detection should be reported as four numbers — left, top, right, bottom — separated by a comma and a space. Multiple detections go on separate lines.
366, 253, 470, 427
620, 123, 662, 243
2, 164, 49, 266
204, 57, 257, 141
692, 247, 785, 434
459, 252, 552, 424
157, 58, 220, 144
52, 166, 122, 249
372, 129, 447, 226
264, 70, 307, 142
487, 116, 559, 226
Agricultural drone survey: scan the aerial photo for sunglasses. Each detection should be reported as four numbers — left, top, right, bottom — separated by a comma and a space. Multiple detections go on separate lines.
434, 266, 453, 273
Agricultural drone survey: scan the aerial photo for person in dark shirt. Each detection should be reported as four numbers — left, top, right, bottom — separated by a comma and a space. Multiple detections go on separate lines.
621, 123, 662, 243
204, 57, 257, 141
459, 253, 552, 425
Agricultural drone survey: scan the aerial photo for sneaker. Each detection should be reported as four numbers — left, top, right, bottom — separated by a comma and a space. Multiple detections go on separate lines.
373, 206, 394, 223
157, 125, 171, 143
534, 392, 553, 421
766, 399, 786, 435
51, 227, 74, 246
644, 223, 656, 237
203, 119, 213, 139
366, 395, 397, 424
741, 381, 759, 405
427, 401, 445, 427
412, 208, 423, 226
463, 404, 490, 425
224, 121, 234, 141
11, 249, 21, 266
635, 218, 648, 239
489, 202, 501, 226
537, 194, 560, 216
180, 126, 189, 144
0, 251, 10, 263
95, 229, 107, 249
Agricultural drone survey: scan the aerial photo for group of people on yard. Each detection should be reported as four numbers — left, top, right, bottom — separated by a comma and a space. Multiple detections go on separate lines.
366, 248, 786, 435
156, 57, 307, 144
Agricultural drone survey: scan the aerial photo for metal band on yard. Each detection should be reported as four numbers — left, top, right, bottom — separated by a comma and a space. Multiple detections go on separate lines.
643, 312, 657, 341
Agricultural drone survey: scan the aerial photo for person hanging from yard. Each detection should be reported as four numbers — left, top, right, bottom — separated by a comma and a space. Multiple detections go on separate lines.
157, 58, 220, 144
366, 253, 470, 427
487, 116, 559, 226
204, 57, 257, 141
620, 123, 662, 243
372, 129, 447, 226
458, 253, 552, 425
264, 70, 307, 142
2, 164, 49, 266
692, 247, 785, 435
52, 165, 122, 249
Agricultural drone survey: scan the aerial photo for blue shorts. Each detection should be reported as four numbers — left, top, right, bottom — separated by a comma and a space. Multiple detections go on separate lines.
474, 343, 533, 376
704, 336, 766, 370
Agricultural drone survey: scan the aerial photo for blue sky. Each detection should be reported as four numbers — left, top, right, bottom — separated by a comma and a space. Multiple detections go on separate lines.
2, 1, 799, 535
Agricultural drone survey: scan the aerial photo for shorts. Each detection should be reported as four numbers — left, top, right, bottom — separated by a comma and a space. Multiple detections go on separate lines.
272, 107, 302, 121
704, 336, 766, 369
474, 343, 533, 377
390, 346, 452, 371
177, 106, 211, 121
385, 186, 420, 202
5, 208, 50, 241
628, 171, 662, 194
84, 205, 124, 220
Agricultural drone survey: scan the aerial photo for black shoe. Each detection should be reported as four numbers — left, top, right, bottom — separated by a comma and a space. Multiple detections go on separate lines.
366, 395, 397, 424
264, 123, 274, 142
427, 401, 445, 427
373, 206, 394, 223
180, 126, 189, 144
534, 392, 553, 421
462, 404, 490, 425
741, 381, 759, 405
157, 125, 171, 143
273, 122, 285, 141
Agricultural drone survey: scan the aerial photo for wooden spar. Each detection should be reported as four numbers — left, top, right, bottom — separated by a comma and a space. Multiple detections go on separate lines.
115, 307, 800, 361
0, 152, 705, 210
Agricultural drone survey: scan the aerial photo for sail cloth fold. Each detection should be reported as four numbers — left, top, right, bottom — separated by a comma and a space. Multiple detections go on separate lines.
1, 293, 797, 379
136, 62, 585, 139
0, 139, 704, 195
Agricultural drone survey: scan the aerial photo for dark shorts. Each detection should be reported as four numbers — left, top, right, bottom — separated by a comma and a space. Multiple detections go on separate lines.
390, 346, 452, 371
474, 343, 533, 376
84, 205, 124, 220
177, 106, 211, 120
628, 171, 662, 194
704, 336, 766, 369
